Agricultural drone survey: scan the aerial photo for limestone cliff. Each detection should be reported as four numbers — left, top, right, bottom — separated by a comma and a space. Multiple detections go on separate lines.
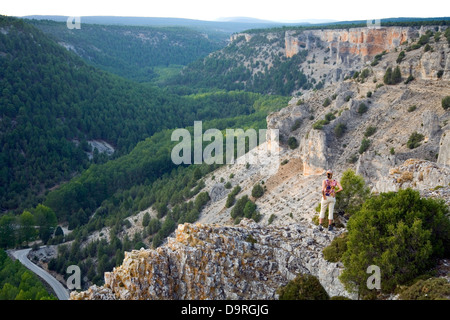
71, 219, 353, 300
284, 27, 412, 61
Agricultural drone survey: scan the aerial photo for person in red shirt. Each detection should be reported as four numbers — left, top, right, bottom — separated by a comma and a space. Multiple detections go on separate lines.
319, 170, 343, 231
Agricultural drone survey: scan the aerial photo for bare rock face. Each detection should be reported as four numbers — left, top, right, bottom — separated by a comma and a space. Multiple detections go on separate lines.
300, 129, 328, 176
374, 159, 450, 205
285, 27, 413, 61
71, 219, 354, 300
437, 130, 450, 166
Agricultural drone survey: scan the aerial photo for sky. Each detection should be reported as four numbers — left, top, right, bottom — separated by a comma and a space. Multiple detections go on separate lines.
1, 0, 448, 22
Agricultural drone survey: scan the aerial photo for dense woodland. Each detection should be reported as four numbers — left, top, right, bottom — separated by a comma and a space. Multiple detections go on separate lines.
29, 20, 227, 83
0, 249, 56, 299
0, 16, 286, 213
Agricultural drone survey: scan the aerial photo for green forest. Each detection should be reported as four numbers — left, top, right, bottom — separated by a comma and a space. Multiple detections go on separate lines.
0, 249, 56, 300
28, 19, 227, 83
0, 15, 286, 214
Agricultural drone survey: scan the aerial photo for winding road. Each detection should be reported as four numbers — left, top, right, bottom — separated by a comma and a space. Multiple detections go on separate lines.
10, 248, 70, 300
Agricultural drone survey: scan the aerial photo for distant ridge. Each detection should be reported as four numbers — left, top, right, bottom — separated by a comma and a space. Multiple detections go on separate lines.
21, 15, 450, 35
21, 15, 294, 34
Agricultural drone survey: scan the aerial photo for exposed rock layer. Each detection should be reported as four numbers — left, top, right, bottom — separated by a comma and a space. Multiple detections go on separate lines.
71, 219, 353, 300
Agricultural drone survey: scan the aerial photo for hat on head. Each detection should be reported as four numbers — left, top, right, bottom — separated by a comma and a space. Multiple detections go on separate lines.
326, 170, 333, 174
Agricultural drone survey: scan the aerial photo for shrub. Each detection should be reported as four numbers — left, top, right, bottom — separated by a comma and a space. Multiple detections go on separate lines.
396, 51, 406, 64
406, 43, 422, 51
225, 185, 241, 208
331, 296, 351, 300
442, 96, 450, 110
231, 195, 261, 222
358, 138, 371, 154
434, 31, 442, 42
230, 195, 249, 219
323, 97, 331, 107
407, 132, 424, 149
334, 123, 347, 138
407, 105, 417, 112
418, 34, 430, 46
251, 183, 264, 198
291, 119, 302, 131
384, 66, 402, 85
347, 154, 359, 164
340, 188, 450, 297
325, 112, 336, 122
397, 171, 413, 183
287, 137, 299, 149
313, 119, 328, 130
437, 70, 444, 78
366, 91, 372, 98
399, 277, 450, 300
335, 169, 370, 217
357, 103, 368, 115
404, 74, 414, 84
345, 95, 352, 102
148, 218, 161, 235
277, 273, 330, 300
364, 126, 377, 137
371, 51, 386, 66
243, 201, 257, 219
390, 147, 395, 155
360, 68, 370, 80
323, 233, 348, 262
224, 181, 232, 189
268, 214, 276, 225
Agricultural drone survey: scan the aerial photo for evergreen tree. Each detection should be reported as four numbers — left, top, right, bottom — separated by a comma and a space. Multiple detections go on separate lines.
340, 189, 450, 298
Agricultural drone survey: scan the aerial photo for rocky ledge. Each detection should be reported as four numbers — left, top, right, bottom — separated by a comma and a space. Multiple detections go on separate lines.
71, 219, 353, 300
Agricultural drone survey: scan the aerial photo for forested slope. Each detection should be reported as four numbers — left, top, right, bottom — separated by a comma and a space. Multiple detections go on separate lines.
29, 20, 227, 82
0, 16, 284, 212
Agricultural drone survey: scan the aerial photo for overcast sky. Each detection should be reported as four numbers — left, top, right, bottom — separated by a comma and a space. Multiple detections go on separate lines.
2, 0, 448, 22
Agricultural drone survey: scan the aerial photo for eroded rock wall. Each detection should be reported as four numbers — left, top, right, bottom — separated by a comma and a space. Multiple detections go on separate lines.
71, 219, 353, 300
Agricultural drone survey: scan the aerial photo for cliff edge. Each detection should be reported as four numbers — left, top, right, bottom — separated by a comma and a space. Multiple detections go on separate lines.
71, 219, 353, 300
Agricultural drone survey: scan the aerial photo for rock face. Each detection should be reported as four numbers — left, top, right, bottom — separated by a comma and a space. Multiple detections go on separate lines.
71, 219, 354, 300
284, 27, 429, 60
437, 130, 450, 166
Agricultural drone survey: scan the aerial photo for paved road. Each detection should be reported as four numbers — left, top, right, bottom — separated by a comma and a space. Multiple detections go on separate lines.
10, 248, 70, 300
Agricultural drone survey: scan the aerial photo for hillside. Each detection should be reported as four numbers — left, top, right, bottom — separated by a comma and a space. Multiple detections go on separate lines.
70, 23, 450, 300
168, 22, 450, 95
29, 20, 227, 82
0, 15, 286, 213
2, 15, 449, 300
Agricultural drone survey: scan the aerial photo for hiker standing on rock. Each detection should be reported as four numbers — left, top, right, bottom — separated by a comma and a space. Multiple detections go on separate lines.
319, 170, 343, 231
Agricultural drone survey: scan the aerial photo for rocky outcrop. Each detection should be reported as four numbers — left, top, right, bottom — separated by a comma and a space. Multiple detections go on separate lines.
71, 219, 353, 300
374, 159, 450, 205
283, 27, 440, 61
299, 129, 328, 176
437, 130, 450, 166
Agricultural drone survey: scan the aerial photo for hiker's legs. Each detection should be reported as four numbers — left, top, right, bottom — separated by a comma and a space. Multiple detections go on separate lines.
319, 198, 329, 225
328, 197, 336, 225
